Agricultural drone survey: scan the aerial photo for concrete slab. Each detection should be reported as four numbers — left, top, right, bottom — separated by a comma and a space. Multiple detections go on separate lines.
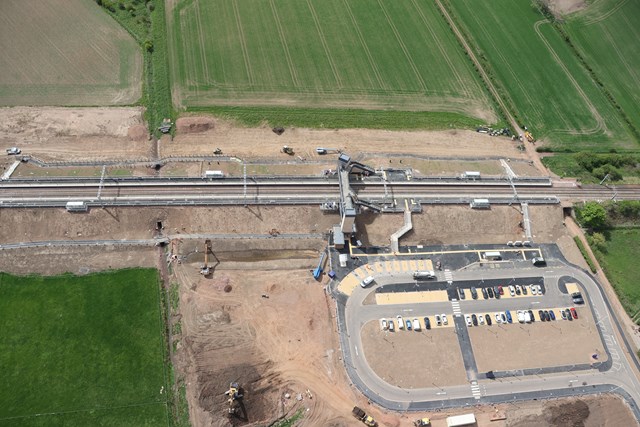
375, 290, 450, 305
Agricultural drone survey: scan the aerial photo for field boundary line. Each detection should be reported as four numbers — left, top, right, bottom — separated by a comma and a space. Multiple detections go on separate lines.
533, 20, 605, 136
341, 0, 388, 90
268, 0, 300, 87
582, 0, 628, 26
231, 0, 254, 85
409, 0, 470, 98
376, 0, 426, 92
0, 401, 167, 422
194, 0, 211, 84
306, 0, 342, 88
602, 26, 640, 89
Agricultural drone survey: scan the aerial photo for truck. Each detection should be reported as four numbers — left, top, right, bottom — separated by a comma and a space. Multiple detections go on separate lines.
204, 170, 225, 179
446, 413, 476, 427
352, 407, 377, 427
413, 270, 435, 280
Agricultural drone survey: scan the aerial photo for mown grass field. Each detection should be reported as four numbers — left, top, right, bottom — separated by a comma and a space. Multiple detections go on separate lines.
445, 0, 636, 151
168, 0, 494, 123
565, 0, 640, 139
0, 0, 142, 106
0, 269, 169, 426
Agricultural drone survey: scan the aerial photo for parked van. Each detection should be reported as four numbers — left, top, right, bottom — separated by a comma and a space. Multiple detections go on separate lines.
360, 276, 374, 288
413, 270, 435, 280
532, 257, 546, 266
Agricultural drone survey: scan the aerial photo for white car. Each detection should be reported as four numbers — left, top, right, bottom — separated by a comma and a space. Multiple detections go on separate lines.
530, 285, 537, 295
536, 285, 544, 295
360, 276, 374, 288
6, 147, 21, 155
465, 314, 472, 327
413, 318, 421, 331
517, 310, 525, 323
441, 314, 448, 325
380, 319, 388, 330
495, 313, 502, 323
524, 311, 532, 323
509, 285, 516, 296
478, 314, 485, 325
435, 314, 442, 326
396, 315, 404, 329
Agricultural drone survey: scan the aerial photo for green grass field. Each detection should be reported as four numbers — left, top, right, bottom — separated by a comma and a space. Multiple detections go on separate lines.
0, 0, 142, 106
445, 0, 636, 151
592, 228, 640, 320
565, 0, 640, 139
0, 269, 169, 426
168, 0, 494, 123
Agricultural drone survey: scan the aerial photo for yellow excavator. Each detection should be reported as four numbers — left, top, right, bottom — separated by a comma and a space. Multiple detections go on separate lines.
225, 382, 243, 415
200, 239, 211, 275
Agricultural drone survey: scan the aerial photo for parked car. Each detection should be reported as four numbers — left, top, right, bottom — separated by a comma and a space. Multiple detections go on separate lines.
522, 286, 528, 296
537, 285, 544, 295
570, 307, 578, 319
566, 309, 573, 321
517, 310, 525, 323
530, 285, 537, 295
549, 310, 556, 321
465, 314, 472, 327
524, 311, 532, 323
441, 314, 448, 325
487, 287, 495, 299
572, 292, 584, 304
380, 319, 388, 330
498, 285, 504, 295
500, 313, 507, 323
544, 310, 551, 321
485, 314, 492, 325
388, 320, 394, 331
494, 286, 501, 299
406, 319, 412, 330
413, 318, 421, 331
6, 147, 21, 155
528, 310, 535, 322
471, 314, 478, 326
508, 285, 515, 296
397, 315, 404, 329
538, 310, 545, 321
470, 287, 478, 300
478, 314, 485, 325
424, 317, 431, 330
561, 310, 567, 320
482, 288, 489, 300
505, 310, 512, 323
435, 314, 442, 326
458, 287, 466, 300
515, 285, 522, 295
495, 313, 502, 324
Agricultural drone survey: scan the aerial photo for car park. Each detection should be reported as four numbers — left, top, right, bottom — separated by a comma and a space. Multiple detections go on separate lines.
485, 314, 492, 325
538, 310, 545, 321
441, 314, 448, 325
509, 285, 515, 296
570, 307, 578, 319
406, 319, 412, 330
478, 314, 485, 325
435, 315, 442, 326
517, 310, 525, 323
413, 318, 421, 331
505, 310, 512, 323
388, 320, 394, 331
424, 317, 431, 330
515, 285, 522, 295
549, 310, 556, 321
458, 288, 466, 300
471, 314, 478, 326
381, 319, 388, 330
465, 314, 472, 327
397, 315, 404, 329
470, 287, 478, 299
360, 276, 374, 288
482, 288, 489, 299
487, 287, 494, 298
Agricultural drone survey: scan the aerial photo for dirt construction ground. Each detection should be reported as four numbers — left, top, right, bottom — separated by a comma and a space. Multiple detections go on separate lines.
360, 321, 467, 388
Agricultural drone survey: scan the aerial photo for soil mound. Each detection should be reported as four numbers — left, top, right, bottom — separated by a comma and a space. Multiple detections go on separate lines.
176, 117, 215, 133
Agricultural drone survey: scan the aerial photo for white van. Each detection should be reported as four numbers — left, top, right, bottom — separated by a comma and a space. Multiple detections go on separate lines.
360, 276, 374, 288
413, 270, 435, 280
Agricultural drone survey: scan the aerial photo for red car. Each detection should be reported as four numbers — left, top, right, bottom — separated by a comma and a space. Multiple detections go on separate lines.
498, 285, 504, 295
570, 307, 578, 319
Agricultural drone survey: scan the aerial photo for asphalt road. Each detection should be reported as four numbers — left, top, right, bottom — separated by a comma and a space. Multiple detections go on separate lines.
339, 252, 640, 419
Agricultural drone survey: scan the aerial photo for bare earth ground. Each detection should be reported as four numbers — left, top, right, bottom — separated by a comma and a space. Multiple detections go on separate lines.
360, 321, 468, 388
469, 306, 605, 372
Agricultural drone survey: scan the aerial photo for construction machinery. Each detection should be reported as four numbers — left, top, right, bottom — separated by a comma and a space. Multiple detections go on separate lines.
281, 145, 294, 155
224, 382, 243, 415
414, 418, 431, 426
352, 407, 377, 427
200, 239, 211, 275
213, 148, 223, 155
525, 131, 535, 143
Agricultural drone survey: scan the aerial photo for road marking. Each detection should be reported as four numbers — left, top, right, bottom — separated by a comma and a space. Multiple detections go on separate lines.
436, 391, 447, 396
451, 300, 462, 316
470, 381, 481, 399
444, 269, 453, 282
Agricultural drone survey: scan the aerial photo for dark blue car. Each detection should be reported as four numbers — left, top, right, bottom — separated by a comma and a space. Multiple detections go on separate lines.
549, 310, 556, 321
505, 310, 513, 323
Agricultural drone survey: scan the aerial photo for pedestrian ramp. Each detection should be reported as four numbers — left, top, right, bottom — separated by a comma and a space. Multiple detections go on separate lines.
375, 290, 449, 305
